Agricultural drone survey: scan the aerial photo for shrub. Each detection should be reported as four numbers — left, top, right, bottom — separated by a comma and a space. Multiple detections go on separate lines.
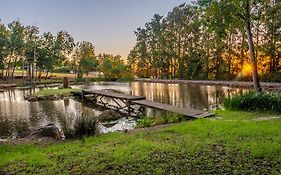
224, 91, 281, 113
260, 71, 281, 82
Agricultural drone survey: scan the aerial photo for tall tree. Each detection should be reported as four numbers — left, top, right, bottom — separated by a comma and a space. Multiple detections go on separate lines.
25, 25, 39, 84
6, 20, 26, 82
0, 20, 9, 79
71, 41, 97, 78
199, 0, 262, 91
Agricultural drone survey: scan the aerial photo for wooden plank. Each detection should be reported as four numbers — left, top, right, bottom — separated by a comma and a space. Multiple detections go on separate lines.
82, 90, 146, 101
132, 99, 214, 118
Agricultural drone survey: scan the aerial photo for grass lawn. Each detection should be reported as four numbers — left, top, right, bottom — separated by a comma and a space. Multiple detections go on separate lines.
1, 110, 281, 174
33, 88, 80, 96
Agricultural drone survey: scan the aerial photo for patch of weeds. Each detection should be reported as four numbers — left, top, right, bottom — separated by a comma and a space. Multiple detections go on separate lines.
136, 116, 155, 128
160, 112, 184, 124
137, 113, 184, 128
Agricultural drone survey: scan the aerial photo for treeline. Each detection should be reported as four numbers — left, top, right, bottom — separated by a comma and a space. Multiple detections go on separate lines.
0, 20, 130, 83
128, 0, 281, 83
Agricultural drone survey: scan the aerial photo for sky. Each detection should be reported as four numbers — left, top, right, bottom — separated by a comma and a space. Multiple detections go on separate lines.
0, 0, 190, 58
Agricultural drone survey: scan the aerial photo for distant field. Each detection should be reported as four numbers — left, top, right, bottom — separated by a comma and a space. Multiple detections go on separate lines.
4, 70, 97, 79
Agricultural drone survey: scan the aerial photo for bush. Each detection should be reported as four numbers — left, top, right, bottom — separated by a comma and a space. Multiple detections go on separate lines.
260, 72, 281, 82
224, 91, 281, 113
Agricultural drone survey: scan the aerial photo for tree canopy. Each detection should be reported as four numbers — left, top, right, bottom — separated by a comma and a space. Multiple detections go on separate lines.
128, 0, 281, 90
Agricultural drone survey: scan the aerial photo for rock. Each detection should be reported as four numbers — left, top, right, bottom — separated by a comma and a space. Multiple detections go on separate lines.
97, 110, 122, 122
17, 124, 63, 140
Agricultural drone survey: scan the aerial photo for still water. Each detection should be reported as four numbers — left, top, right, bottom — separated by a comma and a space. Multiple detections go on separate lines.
0, 82, 245, 137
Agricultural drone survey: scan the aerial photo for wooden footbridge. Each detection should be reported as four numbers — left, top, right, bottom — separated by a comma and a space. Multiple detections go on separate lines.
72, 89, 214, 119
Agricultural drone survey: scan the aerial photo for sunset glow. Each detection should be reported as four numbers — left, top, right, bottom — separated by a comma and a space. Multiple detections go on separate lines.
241, 63, 252, 76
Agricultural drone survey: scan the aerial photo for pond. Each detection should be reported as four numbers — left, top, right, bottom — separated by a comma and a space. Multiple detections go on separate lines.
0, 81, 246, 138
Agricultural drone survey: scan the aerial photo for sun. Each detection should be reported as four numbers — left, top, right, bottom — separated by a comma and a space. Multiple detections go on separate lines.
242, 63, 252, 76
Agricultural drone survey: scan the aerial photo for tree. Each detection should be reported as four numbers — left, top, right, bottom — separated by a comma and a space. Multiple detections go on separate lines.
37, 31, 74, 79
199, 0, 262, 91
37, 32, 55, 79
98, 54, 129, 80
71, 41, 97, 78
6, 20, 26, 82
25, 25, 39, 84
261, 0, 281, 73
0, 20, 9, 79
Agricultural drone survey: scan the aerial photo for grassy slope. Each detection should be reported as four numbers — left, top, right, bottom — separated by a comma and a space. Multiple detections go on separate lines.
1, 110, 281, 174
34, 88, 80, 96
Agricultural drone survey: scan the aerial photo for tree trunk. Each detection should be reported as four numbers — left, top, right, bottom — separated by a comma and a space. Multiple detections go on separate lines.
38, 68, 42, 82
240, 32, 245, 72
21, 58, 25, 81
1, 69, 4, 80
245, 21, 261, 92
31, 48, 36, 85
11, 61, 16, 82
45, 70, 49, 79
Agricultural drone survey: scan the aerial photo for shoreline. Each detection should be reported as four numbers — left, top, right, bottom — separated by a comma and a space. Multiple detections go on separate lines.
135, 78, 281, 90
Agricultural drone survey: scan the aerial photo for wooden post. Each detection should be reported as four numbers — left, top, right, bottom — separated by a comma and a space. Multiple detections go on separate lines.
63, 77, 69, 88
127, 101, 131, 116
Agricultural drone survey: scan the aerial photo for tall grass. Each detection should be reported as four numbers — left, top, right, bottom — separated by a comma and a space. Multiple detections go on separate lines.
63, 112, 97, 139
224, 91, 281, 113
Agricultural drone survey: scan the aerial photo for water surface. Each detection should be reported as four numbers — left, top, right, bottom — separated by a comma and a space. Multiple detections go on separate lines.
0, 82, 246, 137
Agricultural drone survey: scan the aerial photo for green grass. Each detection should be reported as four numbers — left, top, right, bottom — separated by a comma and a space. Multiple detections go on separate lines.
1, 110, 281, 174
34, 88, 80, 96
215, 109, 276, 120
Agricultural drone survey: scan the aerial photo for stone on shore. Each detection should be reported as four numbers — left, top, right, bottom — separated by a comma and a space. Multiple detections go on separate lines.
17, 124, 63, 140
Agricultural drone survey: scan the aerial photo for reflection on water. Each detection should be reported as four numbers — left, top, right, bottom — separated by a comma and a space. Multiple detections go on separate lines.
0, 82, 246, 137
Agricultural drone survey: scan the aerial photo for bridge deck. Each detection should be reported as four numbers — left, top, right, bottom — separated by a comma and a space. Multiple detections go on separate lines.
73, 90, 213, 118
132, 100, 214, 118
82, 90, 145, 101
